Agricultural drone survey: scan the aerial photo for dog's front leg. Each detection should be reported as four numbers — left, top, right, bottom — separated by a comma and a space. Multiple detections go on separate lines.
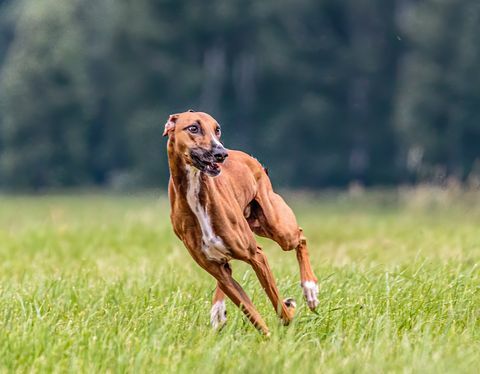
249, 246, 296, 325
207, 262, 270, 335
210, 283, 227, 329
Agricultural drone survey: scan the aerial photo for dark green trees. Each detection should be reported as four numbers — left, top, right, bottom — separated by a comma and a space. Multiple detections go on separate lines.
0, 0, 479, 189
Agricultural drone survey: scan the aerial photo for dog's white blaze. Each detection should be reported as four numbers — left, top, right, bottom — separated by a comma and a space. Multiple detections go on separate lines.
302, 280, 319, 310
186, 166, 229, 262
211, 133, 222, 147
210, 300, 227, 329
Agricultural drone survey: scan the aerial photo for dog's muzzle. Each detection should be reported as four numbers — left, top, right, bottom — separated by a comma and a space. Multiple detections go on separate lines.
212, 145, 228, 163
190, 145, 228, 177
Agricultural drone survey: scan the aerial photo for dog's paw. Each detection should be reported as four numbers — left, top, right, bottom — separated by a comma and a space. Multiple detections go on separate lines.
210, 300, 227, 330
284, 297, 297, 312
301, 281, 319, 311
282, 297, 296, 324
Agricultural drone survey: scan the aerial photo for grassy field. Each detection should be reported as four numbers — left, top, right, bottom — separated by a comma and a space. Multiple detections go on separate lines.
0, 190, 479, 373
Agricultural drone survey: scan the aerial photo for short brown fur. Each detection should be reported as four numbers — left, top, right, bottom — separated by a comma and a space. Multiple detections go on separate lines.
165, 111, 318, 335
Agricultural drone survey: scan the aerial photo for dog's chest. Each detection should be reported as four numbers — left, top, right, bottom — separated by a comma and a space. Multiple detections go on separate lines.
186, 167, 230, 263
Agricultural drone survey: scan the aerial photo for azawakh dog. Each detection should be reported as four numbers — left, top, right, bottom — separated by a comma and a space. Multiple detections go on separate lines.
164, 110, 319, 335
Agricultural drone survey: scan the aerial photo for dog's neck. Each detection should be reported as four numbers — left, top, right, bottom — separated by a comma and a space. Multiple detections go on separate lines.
167, 138, 229, 263
167, 139, 205, 194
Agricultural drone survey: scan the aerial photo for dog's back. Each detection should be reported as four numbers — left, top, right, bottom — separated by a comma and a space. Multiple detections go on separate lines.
209, 150, 268, 206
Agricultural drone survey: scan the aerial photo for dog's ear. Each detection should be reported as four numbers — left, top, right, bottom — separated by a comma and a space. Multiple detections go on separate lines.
163, 114, 179, 137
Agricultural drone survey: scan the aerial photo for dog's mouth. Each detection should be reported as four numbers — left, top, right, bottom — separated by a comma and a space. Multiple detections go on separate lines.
190, 151, 222, 177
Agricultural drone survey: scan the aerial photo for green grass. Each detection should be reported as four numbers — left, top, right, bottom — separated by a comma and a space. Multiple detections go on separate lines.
0, 190, 479, 373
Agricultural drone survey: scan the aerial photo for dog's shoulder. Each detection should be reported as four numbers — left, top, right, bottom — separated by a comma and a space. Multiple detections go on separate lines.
227, 150, 263, 168
224, 150, 269, 180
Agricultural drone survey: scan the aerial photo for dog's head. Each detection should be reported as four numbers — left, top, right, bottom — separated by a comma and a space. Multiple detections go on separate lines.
163, 110, 228, 177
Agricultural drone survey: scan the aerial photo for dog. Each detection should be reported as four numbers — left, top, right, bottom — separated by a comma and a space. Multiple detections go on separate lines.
164, 110, 319, 335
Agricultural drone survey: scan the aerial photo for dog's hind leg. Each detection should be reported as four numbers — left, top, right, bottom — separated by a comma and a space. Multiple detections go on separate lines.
249, 246, 296, 324
250, 180, 319, 311
210, 283, 227, 330
295, 228, 319, 310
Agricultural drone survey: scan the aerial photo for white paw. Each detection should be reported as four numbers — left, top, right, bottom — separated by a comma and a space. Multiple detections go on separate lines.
302, 281, 319, 310
210, 300, 227, 330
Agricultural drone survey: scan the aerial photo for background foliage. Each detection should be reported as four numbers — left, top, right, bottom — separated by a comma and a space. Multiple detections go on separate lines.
0, 0, 479, 189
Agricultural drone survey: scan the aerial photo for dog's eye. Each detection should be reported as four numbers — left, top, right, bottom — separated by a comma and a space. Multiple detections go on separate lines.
187, 125, 199, 134
215, 127, 221, 137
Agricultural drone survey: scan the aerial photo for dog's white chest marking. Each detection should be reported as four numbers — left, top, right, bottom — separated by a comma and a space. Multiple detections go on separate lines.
186, 166, 229, 263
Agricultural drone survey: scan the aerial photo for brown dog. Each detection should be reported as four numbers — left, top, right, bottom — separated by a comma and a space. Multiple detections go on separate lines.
164, 110, 318, 335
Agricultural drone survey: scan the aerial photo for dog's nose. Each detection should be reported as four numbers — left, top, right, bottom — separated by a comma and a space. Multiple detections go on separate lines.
213, 148, 228, 163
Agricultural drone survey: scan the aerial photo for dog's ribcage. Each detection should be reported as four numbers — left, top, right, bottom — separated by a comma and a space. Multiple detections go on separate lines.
186, 166, 230, 263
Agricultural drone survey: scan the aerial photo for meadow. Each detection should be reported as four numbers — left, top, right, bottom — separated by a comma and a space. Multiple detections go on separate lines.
0, 189, 479, 373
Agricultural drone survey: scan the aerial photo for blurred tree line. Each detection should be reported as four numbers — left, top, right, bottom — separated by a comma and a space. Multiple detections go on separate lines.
0, 0, 479, 190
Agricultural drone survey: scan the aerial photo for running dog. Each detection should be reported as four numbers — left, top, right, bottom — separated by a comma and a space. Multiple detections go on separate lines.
164, 110, 319, 335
